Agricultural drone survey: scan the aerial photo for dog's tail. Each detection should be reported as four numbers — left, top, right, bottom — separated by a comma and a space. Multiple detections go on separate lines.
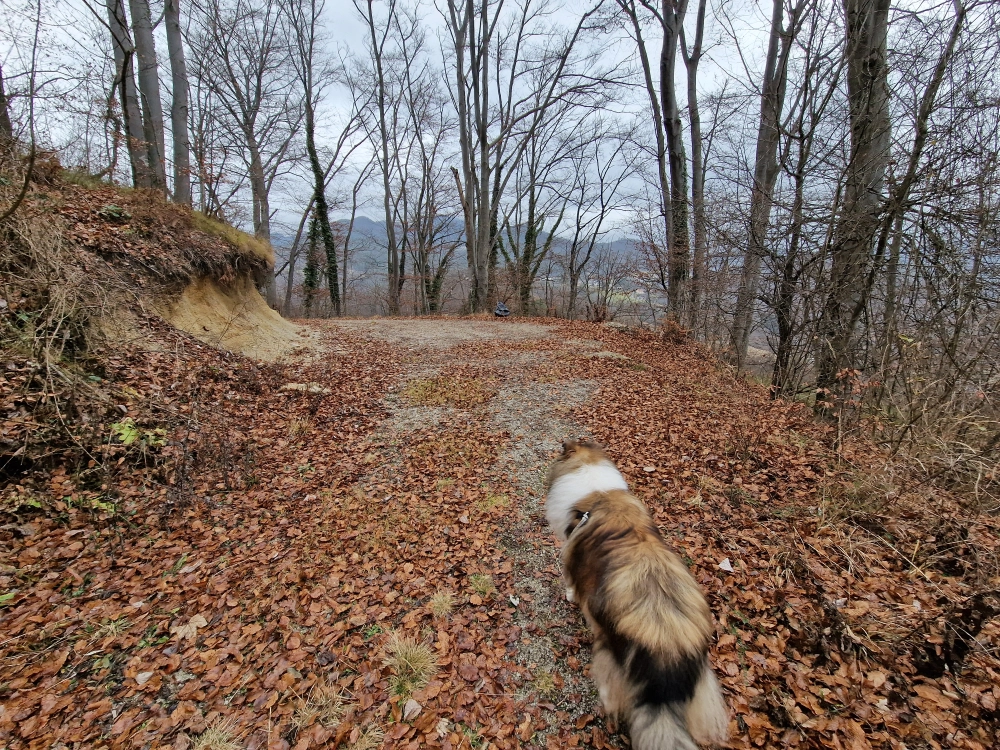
629, 662, 728, 750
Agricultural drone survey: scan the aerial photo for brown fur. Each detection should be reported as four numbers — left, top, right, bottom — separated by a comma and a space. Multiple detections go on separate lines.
547, 440, 728, 749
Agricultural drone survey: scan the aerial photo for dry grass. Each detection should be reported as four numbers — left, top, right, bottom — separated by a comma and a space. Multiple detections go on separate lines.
190, 210, 273, 264
428, 590, 456, 618
533, 669, 557, 697
818, 471, 899, 526
3, 216, 106, 362
383, 631, 437, 698
92, 616, 131, 640
474, 491, 508, 514
469, 574, 495, 598
292, 681, 346, 730
347, 725, 384, 750
190, 717, 242, 750
288, 417, 312, 438
402, 376, 494, 408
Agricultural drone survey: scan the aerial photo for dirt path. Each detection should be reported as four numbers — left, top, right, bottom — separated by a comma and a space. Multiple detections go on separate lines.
322, 318, 624, 747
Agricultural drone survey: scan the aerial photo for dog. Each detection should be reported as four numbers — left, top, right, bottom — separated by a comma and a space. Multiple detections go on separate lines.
546, 439, 728, 750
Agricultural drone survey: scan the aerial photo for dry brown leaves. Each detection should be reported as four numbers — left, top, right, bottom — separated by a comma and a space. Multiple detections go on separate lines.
2, 316, 999, 750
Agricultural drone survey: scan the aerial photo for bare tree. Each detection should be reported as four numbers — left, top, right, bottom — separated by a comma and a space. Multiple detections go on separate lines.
681, 0, 708, 325
584, 241, 634, 322
190, 0, 303, 306
127, 0, 167, 191
766, 0, 843, 397
289, 0, 364, 316
729, 0, 809, 368
442, 0, 609, 312
164, 0, 191, 204
397, 54, 461, 314
355, 0, 408, 315
616, 0, 690, 320
105, 0, 152, 188
562, 121, 636, 319
0, 64, 13, 145
499, 99, 580, 313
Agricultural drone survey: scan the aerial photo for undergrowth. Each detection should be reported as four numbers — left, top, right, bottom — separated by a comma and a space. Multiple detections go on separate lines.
0, 168, 274, 519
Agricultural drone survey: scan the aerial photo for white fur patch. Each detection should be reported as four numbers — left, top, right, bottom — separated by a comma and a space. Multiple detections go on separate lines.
546, 461, 628, 540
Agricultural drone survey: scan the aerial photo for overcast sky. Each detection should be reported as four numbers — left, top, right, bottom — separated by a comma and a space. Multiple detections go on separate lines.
0, 0, 787, 238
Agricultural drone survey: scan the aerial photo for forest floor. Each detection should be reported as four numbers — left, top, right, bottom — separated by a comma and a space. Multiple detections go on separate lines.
2, 316, 1000, 750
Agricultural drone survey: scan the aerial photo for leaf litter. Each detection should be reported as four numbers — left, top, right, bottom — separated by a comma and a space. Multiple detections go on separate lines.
1, 317, 998, 750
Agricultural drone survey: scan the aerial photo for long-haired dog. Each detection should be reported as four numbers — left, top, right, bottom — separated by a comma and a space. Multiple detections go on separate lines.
546, 440, 728, 750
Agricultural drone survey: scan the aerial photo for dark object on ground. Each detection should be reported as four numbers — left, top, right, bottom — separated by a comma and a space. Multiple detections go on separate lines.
494, 302, 510, 318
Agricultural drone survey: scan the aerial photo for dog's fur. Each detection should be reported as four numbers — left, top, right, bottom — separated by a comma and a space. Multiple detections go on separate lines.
546, 440, 728, 750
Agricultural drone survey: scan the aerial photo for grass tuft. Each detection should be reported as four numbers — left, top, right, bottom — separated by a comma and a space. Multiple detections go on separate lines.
533, 669, 557, 697
191, 211, 273, 264
475, 492, 508, 514
383, 631, 437, 698
93, 616, 131, 640
469, 573, 495, 598
348, 725, 384, 750
292, 681, 346, 730
61, 168, 109, 188
191, 717, 242, 750
288, 417, 311, 437
429, 590, 455, 618
818, 473, 898, 525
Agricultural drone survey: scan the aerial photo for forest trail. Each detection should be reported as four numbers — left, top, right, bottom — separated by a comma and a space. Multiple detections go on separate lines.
3, 318, 998, 750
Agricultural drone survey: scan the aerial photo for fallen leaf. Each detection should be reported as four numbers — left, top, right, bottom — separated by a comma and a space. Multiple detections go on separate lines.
402, 698, 421, 721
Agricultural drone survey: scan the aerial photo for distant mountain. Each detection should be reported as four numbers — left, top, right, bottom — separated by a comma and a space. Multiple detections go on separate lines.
338, 215, 387, 243
328, 216, 641, 260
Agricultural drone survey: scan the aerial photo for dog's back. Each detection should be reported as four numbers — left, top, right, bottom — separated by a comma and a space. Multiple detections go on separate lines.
548, 441, 728, 749
563, 490, 727, 749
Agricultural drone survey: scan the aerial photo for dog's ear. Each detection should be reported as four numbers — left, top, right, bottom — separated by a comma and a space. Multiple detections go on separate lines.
579, 438, 602, 450
561, 440, 578, 456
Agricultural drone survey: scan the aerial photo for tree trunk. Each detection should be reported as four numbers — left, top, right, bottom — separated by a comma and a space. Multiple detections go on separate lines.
519, 188, 537, 313
283, 199, 314, 315
106, 0, 152, 188
815, 0, 891, 409
303, 68, 340, 315
247, 137, 277, 307
682, 0, 707, 330
623, 0, 671, 304
303, 214, 320, 316
472, 0, 492, 312
876, 2, 967, 363
660, 0, 691, 320
771, 126, 811, 398
0, 64, 13, 145
342, 165, 368, 313
731, 0, 799, 369
128, 0, 168, 192
164, 0, 191, 204
363, 0, 402, 315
